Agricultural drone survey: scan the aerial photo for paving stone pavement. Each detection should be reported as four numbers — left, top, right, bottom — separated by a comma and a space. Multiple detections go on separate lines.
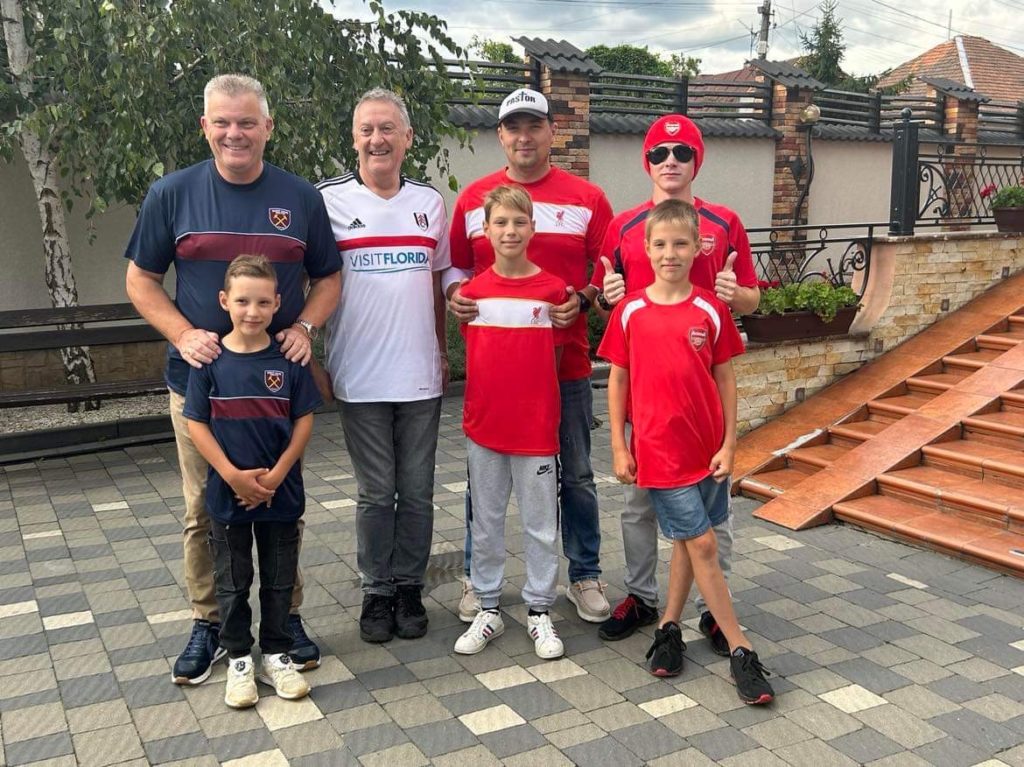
1, 393, 1023, 766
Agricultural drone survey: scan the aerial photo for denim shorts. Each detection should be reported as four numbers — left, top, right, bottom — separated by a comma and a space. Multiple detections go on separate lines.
648, 475, 731, 540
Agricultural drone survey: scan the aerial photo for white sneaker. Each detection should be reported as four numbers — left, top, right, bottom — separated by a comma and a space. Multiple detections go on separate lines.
458, 579, 480, 623
454, 610, 504, 655
258, 653, 310, 700
528, 613, 564, 659
567, 579, 611, 623
224, 655, 258, 709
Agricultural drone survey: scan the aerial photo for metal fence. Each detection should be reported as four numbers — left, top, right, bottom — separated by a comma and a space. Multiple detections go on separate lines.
746, 223, 878, 296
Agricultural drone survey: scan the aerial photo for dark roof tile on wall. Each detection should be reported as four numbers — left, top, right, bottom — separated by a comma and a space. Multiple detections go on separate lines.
746, 59, 825, 90
512, 38, 604, 75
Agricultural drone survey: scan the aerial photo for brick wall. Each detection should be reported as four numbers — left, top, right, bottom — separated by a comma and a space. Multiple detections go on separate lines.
736, 232, 1023, 433
541, 67, 591, 178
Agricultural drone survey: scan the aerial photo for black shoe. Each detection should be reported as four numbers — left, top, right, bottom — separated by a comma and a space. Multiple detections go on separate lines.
171, 619, 227, 685
287, 614, 321, 670
645, 622, 685, 677
730, 647, 774, 705
599, 594, 658, 641
394, 586, 428, 639
359, 594, 395, 643
698, 610, 731, 657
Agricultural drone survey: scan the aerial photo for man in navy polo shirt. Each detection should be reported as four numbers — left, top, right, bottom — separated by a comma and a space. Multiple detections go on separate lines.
125, 74, 340, 685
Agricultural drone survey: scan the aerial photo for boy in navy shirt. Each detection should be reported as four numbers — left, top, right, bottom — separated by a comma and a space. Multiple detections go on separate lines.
184, 254, 321, 709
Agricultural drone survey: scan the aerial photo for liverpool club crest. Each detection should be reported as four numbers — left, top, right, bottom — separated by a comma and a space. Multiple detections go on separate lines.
269, 208, 291, 231
264, 370, 284, 392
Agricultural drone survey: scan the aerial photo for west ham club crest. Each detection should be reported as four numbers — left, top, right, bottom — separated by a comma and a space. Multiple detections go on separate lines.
269, 208, 291, 231
414, 212, 429, 231
264, 370, 284, 392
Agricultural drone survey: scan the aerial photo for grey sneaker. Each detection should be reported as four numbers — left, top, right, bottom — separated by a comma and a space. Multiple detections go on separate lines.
567, 580, 611, 623
458, 579, 480, 623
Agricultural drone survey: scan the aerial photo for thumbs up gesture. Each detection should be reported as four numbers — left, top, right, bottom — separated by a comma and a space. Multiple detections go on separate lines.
715, 251, 738, 306
600, 256, 625, 307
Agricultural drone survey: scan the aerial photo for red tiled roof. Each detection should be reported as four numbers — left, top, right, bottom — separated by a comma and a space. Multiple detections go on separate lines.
877, 35, 1024, 103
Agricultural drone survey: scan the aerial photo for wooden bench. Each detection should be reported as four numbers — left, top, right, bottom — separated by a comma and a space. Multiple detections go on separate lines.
0, 303, 167, 408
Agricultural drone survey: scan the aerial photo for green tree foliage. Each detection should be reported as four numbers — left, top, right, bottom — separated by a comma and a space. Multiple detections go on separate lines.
586, 45, 700, 78
0, 0, 466, 219
667, 53, 702, 79
470, 36, 518, 64
798, 0, 845, 87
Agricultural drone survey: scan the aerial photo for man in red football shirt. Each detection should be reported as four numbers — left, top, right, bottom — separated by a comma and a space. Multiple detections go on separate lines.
445, 89, 614, 624
593, 115, 760, 652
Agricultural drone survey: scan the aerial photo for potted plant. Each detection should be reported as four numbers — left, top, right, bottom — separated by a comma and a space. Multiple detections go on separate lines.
981, 183, 1024, 233
742, 280, 860, 342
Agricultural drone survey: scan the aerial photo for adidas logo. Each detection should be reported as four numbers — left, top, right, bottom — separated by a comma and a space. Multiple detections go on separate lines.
348, 218, 366, 230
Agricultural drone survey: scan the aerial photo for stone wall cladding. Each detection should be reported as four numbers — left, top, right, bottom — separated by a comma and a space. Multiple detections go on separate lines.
736, 233, 1023, 433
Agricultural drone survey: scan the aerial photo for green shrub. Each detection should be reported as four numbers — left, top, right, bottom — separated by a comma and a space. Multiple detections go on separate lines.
754, 282, 859, 323
991, 185, 1024, 209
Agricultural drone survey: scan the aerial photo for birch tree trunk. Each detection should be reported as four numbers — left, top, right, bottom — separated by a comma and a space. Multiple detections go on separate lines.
2, 0, 98, 411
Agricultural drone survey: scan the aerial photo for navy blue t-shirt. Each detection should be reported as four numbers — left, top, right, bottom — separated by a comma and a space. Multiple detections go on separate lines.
182, 341, 322, 524
125, 160, 340, 394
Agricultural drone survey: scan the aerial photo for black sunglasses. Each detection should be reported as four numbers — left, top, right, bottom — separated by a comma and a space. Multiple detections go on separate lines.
645, 144, 695, 165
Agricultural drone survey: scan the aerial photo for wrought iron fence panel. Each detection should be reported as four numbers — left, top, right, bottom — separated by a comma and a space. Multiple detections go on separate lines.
746, 223, 878, 298
916, 142, 1024, 226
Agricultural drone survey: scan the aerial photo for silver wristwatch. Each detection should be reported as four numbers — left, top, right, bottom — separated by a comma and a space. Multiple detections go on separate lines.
294, 319, 318, 341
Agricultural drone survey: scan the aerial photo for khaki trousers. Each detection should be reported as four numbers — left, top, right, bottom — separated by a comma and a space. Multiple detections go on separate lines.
168, 390, 304, 621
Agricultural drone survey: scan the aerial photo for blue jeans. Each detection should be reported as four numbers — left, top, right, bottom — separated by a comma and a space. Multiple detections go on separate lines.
463, 377, 601, 583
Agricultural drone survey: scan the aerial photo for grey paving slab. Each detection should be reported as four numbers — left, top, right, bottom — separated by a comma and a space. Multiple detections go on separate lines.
563, 735, 646, 767
611, 720, 689, 761
404, 718, 480, 758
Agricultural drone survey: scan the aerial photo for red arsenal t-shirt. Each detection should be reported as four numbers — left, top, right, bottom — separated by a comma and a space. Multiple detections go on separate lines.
461, 268, 570, 456
598, 286, 745, 488
591, 197, 757, 295
450, 167, 613, 382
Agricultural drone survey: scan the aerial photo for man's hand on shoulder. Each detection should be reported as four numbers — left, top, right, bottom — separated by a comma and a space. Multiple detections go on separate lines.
448, 280, 479, 324
277, 325, 313, 366
176, 328, 221, 369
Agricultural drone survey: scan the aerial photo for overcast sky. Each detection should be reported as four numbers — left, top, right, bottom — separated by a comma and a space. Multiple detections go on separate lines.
326, 0, 1024, 79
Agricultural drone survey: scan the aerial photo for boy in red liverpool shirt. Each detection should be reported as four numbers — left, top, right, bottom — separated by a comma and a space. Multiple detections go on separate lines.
598, 200, 774, 704
454, 186, 569, 660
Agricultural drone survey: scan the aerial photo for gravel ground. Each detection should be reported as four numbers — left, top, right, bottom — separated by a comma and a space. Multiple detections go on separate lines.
0, 394, 170, 434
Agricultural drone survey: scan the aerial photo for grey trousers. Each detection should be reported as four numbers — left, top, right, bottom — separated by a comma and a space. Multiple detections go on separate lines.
622, 483, 734, 611
467, 438, 559, 611
340, 398, 441, 596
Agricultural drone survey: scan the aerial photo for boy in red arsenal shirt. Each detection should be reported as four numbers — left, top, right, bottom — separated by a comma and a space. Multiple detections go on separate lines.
454, 186, 569, 661
593, 114, 759, 653
599, 200, 774, 704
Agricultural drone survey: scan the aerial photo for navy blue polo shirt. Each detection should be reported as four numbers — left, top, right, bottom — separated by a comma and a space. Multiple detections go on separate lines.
125, 160, 340, 394
182, 342, 322, 524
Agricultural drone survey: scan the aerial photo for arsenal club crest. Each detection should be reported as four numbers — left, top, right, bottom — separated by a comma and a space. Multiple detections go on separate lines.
414, 212, 429, 231
665, 121, 681, 136
700, 234, 716, 255
264, 370, 284, 393
689, 327, 708, 350
269, 208, 291, 231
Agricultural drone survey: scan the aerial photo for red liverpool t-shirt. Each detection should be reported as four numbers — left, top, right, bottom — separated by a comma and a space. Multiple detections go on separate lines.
598, 286, 745, 488
591, 197, 757, 295
461, 268, 570, 456
450, 167, 613, 382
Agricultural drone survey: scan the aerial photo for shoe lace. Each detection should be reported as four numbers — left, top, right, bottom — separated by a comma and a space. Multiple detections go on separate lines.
530, 615, 558, 641
396, 589, 425, 616
182, 621, 212, 657
366, 596, 393, 621
736, 651, 771, 679
645, 626, 684, 660
468, 611, 497, 639
611, 595, 639, 621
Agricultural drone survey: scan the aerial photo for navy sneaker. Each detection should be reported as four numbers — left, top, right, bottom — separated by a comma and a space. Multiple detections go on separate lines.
645, 622, 685, 677
731, 647, 774, 705
599, 594, 658, 641
698, 610, 731, 657
288, 614, 321, 670
171, 619, 227, 685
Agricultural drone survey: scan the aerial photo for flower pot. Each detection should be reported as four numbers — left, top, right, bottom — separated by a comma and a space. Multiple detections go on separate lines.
994, 207, 1024, 233
742, 305, 859, 342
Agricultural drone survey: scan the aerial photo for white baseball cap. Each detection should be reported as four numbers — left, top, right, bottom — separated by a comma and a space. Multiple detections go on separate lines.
498, 88, 550, 122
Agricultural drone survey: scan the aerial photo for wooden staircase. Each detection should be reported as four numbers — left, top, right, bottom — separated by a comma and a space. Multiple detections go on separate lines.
737, 307, 1024, 577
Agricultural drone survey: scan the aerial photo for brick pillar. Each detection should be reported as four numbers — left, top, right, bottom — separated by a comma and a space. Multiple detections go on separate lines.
932, 86, 980, 231
770, 83, 815, 228
539, 65, 591, 178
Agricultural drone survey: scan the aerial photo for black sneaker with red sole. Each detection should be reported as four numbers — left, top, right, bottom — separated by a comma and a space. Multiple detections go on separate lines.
599, 594, 658, 641
731, 647, 774, 705
645, 622, 685, 677
698, 610, 731, 657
